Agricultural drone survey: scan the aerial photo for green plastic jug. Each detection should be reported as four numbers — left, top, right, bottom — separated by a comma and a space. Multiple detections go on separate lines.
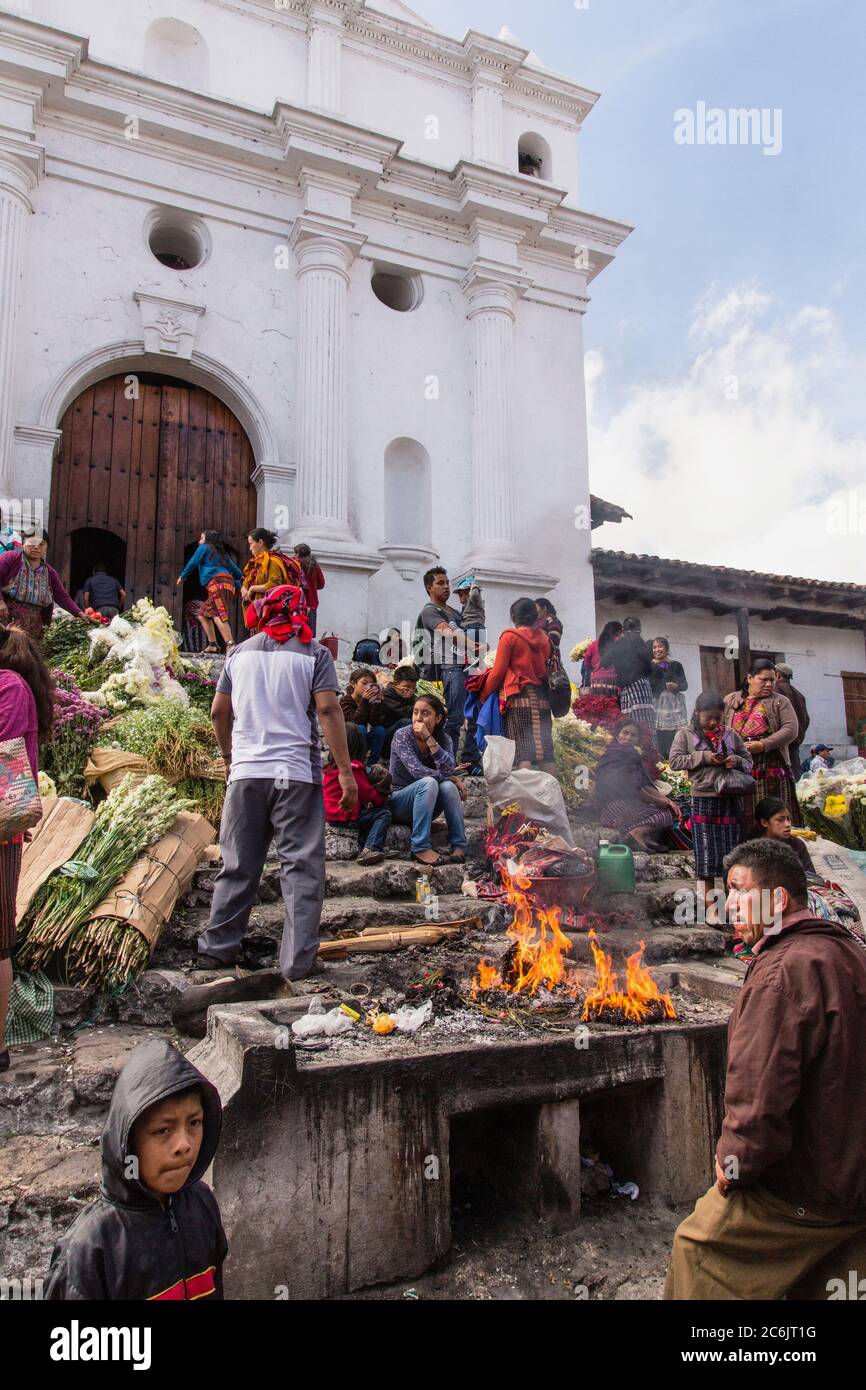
597, 841, 635, 894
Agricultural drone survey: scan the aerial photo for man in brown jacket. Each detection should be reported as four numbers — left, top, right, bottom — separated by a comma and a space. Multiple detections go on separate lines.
665, 838, 866, 1299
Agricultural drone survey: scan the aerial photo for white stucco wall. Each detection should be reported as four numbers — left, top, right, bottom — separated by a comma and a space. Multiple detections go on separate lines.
595, 599, 866, 748
3, 1, 624, 663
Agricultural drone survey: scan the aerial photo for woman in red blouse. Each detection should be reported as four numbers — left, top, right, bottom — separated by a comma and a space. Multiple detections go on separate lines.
475, 598, 555, 772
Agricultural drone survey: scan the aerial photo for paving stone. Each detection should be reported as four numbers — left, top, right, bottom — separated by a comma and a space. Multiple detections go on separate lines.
0, 1043, 73, 1141
72, 1026, 173, 1107
113, 969, 190, 1026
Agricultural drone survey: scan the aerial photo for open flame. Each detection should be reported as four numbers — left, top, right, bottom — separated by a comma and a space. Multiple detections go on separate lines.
471, 865, 578, 998
581, 930, 676, 1024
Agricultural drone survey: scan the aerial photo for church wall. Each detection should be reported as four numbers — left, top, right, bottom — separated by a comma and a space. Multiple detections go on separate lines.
342, 45, 469, 170
28, 0, 308, 114
595, 599, 863, 750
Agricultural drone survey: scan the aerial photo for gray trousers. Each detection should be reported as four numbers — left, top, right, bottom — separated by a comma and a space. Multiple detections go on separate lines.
198, 778, 326, 980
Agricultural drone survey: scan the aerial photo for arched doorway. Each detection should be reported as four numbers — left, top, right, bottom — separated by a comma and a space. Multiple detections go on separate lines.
50, 373, 257, 625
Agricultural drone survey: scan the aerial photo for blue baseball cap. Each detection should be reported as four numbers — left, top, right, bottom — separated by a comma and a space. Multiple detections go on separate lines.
454, 576, 475, 591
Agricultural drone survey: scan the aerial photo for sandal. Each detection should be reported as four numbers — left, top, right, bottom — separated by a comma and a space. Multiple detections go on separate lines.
411, 851, 444, 867
203, 644, 218, 654
447, 849, 467, 864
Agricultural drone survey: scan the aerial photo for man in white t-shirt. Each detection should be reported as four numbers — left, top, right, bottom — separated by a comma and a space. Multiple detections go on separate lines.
196, 585, 357, 981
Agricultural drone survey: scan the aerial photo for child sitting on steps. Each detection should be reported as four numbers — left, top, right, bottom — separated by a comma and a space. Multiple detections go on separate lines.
339, 667, 387, 765
323, 723, 393, 866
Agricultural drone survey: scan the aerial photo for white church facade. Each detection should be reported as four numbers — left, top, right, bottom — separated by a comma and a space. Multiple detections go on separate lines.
0, 0, 631, 651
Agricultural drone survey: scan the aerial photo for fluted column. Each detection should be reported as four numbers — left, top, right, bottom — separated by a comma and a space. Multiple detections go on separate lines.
471, 73, 504, 166
0, 153, 37, 494
306, 1, 344, 114
290, 219, 365, 542
463, 266, 530, 567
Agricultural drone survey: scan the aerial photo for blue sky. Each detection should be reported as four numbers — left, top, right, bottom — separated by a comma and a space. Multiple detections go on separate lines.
420, 0, 866, 580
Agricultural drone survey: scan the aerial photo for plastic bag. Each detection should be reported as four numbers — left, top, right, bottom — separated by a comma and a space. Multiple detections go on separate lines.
292, 1005, 354, 1038
482, 735, 574, 846
393, 999, 433, 1033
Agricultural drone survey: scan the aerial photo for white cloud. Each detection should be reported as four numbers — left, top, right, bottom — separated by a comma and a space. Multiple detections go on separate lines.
587, 285, 866, 583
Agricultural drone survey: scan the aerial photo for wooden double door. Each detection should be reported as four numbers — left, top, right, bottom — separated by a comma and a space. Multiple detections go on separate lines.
50, 374, 257, 623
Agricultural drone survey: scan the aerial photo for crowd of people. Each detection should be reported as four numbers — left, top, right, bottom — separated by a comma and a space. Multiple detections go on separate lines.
3, 518, 866, 1307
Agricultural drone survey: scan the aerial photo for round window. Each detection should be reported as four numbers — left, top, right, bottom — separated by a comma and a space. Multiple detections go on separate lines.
371, 267, 423, 312
146, 210, 210, 271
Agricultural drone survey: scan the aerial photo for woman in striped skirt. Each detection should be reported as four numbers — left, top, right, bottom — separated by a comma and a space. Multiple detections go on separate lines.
0, 628, 55, 1071
594, 718, 682, 851
473, 598, 556, 772
610, 617, 657, 734
669, 692, 753, 925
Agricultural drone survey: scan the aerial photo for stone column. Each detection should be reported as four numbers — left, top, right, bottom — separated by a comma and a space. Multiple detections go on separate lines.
306, 2, 344, 114
290, 218, 365, 543
471, 72, 504, 166
462, 265, 530, 568
0, 152, 38, 495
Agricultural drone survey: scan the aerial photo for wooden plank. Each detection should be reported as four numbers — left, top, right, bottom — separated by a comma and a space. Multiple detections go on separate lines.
736, 607, 751, 685
155, 385, 180, 615
88, 377, 116, 529
842, 673, 866, 740
62, 385, 96, 582
107, 375, 134, 549
134, 384, 161, 604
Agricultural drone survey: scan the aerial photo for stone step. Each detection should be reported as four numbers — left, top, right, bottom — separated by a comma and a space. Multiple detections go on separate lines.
566, 925, 727, 964
0, 1133, 101, 1286
158, 893, 481, 967
323, 859, 467, 899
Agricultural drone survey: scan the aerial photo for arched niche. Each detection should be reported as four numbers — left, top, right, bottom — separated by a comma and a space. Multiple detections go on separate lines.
143, 18, 210, 91
380, 438, 436, 580
518, 132, 552, 181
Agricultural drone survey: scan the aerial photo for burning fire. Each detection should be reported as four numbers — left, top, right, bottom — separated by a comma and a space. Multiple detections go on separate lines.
581, 930, 676, 1024
471, 866, 578, 998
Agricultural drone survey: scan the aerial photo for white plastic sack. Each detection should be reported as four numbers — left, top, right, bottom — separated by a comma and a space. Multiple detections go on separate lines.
393, 999, 433, 1034
832, 758, 866, 778
291, 1006, 354, 1039
482, 735, 575, 846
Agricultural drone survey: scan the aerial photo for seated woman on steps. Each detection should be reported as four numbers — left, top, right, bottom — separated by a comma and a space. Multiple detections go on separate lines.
388, 693, 468, 867
323, 723, 393, 867
594, 717, 681, 853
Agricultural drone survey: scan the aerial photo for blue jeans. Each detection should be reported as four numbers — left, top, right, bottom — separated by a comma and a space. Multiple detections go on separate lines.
389, 776, 467, 854
442, 668, 480, 765
364, 724, 387, 764
357, 804, 391, 851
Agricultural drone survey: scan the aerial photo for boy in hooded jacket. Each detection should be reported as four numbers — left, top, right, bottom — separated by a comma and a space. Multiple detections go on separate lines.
44, 1037, 227, 1300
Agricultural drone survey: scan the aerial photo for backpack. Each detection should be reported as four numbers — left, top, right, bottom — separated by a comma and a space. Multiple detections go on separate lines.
352, 635, 382, 665
545, 647, 573, 717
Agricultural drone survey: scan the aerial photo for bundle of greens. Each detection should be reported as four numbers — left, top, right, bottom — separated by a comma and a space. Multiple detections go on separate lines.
106, 703, 220, 781
552, 712, 612, 808
17, 774, 193, 980
43, 617, 106, 689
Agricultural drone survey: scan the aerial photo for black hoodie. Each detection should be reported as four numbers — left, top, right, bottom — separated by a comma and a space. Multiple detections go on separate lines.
44, 1038, 227, 1301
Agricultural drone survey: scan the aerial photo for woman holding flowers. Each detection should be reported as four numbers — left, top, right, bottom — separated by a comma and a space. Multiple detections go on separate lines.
724, 658, 800, 833
177, 531, 243, 654
0, 627, 54, 1070
0, 529, 88, 646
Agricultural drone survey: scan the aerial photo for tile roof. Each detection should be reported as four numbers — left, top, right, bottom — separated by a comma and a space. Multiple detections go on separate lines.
591, 549, 866, 597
